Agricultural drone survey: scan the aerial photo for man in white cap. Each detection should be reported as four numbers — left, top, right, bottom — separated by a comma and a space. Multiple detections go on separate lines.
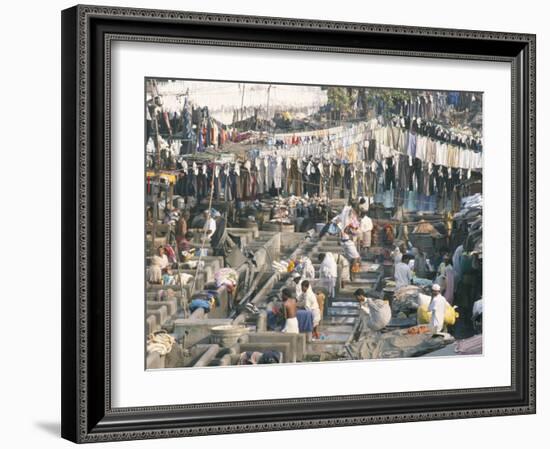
428, 283, 447, 333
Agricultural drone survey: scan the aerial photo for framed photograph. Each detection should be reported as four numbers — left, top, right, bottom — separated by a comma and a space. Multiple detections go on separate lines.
61, 4, 536, 443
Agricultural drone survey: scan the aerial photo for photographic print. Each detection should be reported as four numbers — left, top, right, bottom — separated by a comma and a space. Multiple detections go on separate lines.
144, 78, 483, 369
61, 8, 535, 440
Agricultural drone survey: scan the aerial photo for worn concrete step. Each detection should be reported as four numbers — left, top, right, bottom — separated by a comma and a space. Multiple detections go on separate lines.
318, 324, 354, 333
309, 334, 350, 343
330, 300, 359, 308
322, 316, 356, 325
305, 343, 346, 354
327, 308, 358, 317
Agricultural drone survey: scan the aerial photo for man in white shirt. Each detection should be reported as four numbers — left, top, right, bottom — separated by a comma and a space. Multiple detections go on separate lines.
428, 283, 447, 333
394, 255, 413, 289
290, 274, 313, 301
203, 210, 217, 241
297, 280, 322, 339
359, 212, 373, 250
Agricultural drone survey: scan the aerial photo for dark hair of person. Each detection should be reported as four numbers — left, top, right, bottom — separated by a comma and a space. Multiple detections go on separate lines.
354, 288, 366, 297
402, 255, 410, 264
301, 280, 310, 289
293, 276, 301, 284
184, 231, 194, 239
281, 288, 294, 300
359, 198, 366, 204
318, 253, 326, 263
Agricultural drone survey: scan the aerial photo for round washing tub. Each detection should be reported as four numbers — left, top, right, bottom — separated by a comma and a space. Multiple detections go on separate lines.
210, 325, 249, 348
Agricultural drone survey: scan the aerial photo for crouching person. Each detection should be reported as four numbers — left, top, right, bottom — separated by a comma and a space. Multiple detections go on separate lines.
297, 280, 322, 339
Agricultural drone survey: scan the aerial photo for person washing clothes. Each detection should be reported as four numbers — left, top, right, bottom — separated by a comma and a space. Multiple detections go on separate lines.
341, 229, 361, 283
202, 209, 217, 241
290, 273, 313, 300
281, 288, 299, 334
318, 252, 338, 299
297, 280, 322, 339
148, 246, 170, 284
394, 254, 413, 290
359, 211, 373, 251
353, 288, 392, 333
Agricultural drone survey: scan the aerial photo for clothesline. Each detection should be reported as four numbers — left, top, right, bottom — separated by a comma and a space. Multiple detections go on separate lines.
150, 116, 483, 158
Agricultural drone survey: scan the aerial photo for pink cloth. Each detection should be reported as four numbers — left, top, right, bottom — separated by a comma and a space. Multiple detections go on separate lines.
164, 245, 177, 263
455, 334, 482, 355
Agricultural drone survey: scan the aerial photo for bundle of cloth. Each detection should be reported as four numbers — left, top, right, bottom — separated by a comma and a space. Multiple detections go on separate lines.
349, 327, 453, 360
238, 350, 282, 365
272, 260, 290, 273
392, 285, 430, 315
182, 259, 205, 270
454, 193, 483, 220
455, 334, 482, 355
460, 193, 483, 210
161, 271, 193, 287
189, 291, 219, 313
215, 268, 238, 291
270, 204, 291, 222
147, 331, 176, 356
361, 298, 392, 331
291, 256, 315, 280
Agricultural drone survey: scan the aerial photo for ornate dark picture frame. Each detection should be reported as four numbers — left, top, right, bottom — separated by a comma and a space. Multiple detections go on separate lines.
61, 4, 536, 443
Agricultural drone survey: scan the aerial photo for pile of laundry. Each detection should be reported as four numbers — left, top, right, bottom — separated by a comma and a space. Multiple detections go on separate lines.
461, 193, 483, 210
189, 291, 219, 313
464, 215, 482, 255
272, 259, 290, 273
454, 193, 483, 220
348, 328, 454, 359
391, 285, 431, 315
147, 330, 176, 356
181, 259, 205, 270
237, 350, 282, 365
360, 298, 392, 331
162, 272, 193, 287
269, 203, 291, 223
215, 268, 239, 292
290, 256, 315, 280
455, 334, 482, 355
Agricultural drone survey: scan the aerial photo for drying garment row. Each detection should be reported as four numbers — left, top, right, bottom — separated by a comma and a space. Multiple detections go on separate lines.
247, 122, 482, 171
367, 125, 482, 169
170, 154, 475, 205
248, 132, 481, 172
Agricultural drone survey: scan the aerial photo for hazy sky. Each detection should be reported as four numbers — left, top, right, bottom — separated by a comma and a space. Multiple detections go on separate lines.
149, 79, 328, 124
